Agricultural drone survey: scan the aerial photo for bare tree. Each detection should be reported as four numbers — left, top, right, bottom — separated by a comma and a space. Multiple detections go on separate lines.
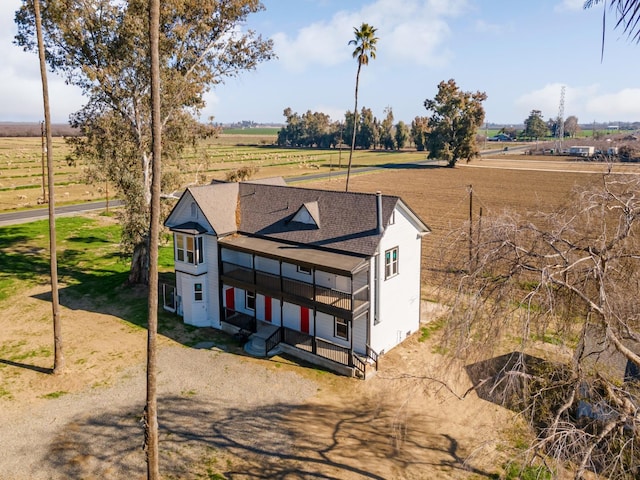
437, 173, 640, 478
32, 0, 64, 374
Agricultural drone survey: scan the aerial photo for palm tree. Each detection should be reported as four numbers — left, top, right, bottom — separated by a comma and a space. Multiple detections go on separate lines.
145, 0, 161, 477
345, 23, 378, 192
584, 0, 640, 58
34, 0, 64, 374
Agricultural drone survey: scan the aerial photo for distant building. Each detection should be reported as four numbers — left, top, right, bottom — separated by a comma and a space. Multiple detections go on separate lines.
569, 146, 595, 157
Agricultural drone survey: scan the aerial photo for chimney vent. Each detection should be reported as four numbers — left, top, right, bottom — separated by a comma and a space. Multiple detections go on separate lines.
376, 191, 384, 234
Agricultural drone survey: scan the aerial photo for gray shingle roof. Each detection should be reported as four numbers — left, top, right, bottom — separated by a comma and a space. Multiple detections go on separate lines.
237, 183, 398, 256
167, 179, 429, 258
188, 182, 238, 235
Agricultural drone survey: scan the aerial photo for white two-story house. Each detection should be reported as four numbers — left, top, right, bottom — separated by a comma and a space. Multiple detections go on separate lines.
163, 178, 430, 377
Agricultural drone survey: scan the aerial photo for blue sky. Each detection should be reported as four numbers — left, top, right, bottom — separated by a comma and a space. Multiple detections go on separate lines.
1, 0, 639, 125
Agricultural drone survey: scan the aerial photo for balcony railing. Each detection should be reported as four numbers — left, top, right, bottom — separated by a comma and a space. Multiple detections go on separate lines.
221, 261, 369, 313
222, 262, 254, 284
315, 285, 350, 310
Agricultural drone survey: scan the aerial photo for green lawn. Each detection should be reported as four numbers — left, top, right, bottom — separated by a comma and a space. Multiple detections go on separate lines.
0, 216, 173, 308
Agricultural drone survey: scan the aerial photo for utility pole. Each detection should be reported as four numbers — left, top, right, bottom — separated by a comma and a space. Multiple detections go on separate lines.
468, 184, 473, 270
40, 121, 47, 203
555, 86, 565, 154
338, 121, 343, 170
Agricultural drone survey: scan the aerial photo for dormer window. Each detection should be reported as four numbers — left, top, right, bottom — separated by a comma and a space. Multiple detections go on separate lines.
175, 233, 204, 265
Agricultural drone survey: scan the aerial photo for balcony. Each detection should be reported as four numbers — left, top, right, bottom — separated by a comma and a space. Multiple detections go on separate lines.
221, 261, 369, 315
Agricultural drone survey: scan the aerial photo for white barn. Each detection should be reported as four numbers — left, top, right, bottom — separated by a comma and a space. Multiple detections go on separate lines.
164, 178, 430, 378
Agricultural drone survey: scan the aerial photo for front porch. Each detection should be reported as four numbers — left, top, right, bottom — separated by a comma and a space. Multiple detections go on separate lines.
237, 319, 378, 379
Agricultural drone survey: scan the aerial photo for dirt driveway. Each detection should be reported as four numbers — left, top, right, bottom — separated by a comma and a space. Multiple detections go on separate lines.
0, 284, 513, 479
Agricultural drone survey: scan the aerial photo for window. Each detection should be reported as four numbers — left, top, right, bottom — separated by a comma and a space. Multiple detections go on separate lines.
335, 317, 348, 340
175, 233, 204, 265
245, 291, 255, 311
194, 283, 203, 301
385, 247, 399, 279
297, 265, 312, 275
176, 234, 185, 262
190, 202, 197, 218
388, 210, 395, 225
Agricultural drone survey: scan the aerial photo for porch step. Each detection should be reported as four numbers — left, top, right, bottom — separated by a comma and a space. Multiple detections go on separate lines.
244, 338, 266, 357
244, 335, 282, 358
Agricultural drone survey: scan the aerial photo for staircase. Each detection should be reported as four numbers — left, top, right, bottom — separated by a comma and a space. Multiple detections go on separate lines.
243, 323, 281, 358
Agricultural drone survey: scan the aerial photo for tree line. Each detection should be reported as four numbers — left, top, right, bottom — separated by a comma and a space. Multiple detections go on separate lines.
275, 106, 415, 151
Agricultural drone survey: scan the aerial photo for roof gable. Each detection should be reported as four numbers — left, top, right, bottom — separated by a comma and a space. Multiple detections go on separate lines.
290, 201, 320, 228
164, 190, 216, 233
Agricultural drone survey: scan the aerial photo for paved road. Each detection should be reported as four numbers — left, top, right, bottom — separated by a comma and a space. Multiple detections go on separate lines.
0, 145, 527, 227
0, 200, 123, 227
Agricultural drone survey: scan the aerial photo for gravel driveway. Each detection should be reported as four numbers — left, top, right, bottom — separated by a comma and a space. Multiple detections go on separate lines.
0, 345, 319, 479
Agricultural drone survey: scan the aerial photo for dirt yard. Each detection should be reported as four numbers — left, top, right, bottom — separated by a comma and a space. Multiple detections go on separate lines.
1, 289, 513, 479
3, 161, 633, 479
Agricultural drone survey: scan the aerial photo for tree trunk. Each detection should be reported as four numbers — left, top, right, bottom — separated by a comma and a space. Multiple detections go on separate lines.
128, 240, 150, 286
145, 0, 161, 477
345, 61, 362, 192
34, 0, 64, 374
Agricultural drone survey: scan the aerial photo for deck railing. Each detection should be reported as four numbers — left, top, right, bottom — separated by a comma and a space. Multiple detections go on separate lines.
222, 261, 370, 316
283, 328, 313, 352
315, 337, 350, 366
224, 312, 256, 333
264, 326, 283, 355
222, 262, 254, 284
261, 325, 377, 378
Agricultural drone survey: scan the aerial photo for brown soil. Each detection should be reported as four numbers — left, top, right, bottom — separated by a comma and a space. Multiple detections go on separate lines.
0, 288, 513, 479
3, 161, 630, 478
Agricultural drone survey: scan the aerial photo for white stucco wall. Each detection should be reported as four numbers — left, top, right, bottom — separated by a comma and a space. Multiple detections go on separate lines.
282, 302, 314, 335
205, 236, 220, 328
255, 256, 279, 274
176, 272, 208, 327
256, 293, 282, 325
352, 312, 368, 355
221, 248, 252, 267
282, 262, 313, 282
370, 206, 422, 355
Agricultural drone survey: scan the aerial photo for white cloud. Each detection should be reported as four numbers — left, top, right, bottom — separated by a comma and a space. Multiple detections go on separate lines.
515, 83, 640, 123
585, 88, 640, 121
310, 105, 347, 123
272, 0, 469, 72
554, 0, 586, 12
515, 83, 569, 119
0, 0, 85, 122
474, 19, 505, 34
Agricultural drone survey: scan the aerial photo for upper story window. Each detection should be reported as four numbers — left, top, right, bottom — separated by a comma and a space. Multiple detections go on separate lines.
175, 233, 204, 265
385, 247, 399, 279
190, 202, 197, 218
297, 265, 312, 275
388, 210, 395, 226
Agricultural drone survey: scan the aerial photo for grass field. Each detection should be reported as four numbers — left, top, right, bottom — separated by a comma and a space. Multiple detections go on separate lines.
1, 131, 635, 214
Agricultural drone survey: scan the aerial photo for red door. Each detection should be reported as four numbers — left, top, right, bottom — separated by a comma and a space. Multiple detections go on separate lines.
301, 307, 310, 334
225, 288, 235, 310
265, 296, 272, 323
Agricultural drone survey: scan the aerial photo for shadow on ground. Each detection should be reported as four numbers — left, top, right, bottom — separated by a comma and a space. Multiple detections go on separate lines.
45, 394, 497, 480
